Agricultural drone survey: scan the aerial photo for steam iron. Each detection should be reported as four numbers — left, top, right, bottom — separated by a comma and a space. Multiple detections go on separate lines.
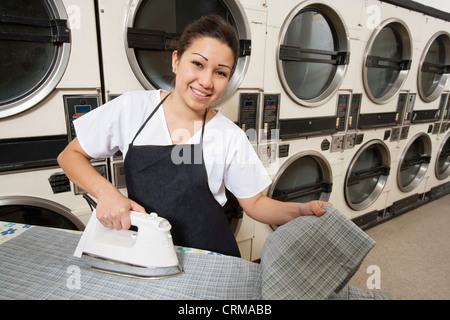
74, 209, 184, 279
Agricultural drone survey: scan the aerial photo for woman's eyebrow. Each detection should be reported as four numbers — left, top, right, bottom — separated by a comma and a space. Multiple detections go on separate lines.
193, 53, 231, 70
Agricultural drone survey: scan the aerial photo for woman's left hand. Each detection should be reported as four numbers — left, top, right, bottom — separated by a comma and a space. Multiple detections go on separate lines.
301, 200, 331, 217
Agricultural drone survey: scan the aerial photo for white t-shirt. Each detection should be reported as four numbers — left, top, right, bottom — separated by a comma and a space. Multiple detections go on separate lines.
74, 90, 272, 205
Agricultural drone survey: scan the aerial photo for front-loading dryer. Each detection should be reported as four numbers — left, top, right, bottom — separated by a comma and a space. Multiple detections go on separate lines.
95, 0, 267, 260
411, 14, 450, 195
0, 0, 103, 228
334, 128, 392, 229
358, 1, 424, 116
385, 129, 433, 217
252, 133, 344, 261
263, 0, 361, 121
427, 130, 450, 200
97, 0, 263, 102
251, 0, 363, 260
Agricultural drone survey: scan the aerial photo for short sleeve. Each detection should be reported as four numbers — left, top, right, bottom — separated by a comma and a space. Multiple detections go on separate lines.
223, 129, 272, 199
73, 96, 124, 159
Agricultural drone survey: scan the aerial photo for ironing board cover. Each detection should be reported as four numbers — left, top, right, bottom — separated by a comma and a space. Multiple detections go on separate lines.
0, 205, 392, 300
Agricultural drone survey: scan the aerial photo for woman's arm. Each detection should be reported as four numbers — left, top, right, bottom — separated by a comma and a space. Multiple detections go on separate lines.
57, 138, 145, 230
237, 193, 330, 225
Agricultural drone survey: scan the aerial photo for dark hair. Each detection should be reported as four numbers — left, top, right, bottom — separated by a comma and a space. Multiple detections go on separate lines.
177, 14, 239, 74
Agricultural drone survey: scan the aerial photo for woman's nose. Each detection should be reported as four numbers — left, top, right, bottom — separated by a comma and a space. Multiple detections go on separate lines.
198, 71, 213, 88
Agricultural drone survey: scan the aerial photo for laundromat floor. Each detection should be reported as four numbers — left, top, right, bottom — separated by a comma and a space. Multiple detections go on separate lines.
349, 193, 450, 300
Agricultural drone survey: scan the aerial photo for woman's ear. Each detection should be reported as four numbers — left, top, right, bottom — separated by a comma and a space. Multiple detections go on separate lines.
172, 50, 179, 74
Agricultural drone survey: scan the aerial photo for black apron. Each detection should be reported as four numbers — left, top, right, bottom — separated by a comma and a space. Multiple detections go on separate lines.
124, 94, 241, 257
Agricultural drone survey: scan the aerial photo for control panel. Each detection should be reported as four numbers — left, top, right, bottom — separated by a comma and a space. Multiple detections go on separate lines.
335, 93, 350, 132
63, 95, 100, 142
262, 94, 280, 142
331, 92, 362, 152
238, 93, 259, 141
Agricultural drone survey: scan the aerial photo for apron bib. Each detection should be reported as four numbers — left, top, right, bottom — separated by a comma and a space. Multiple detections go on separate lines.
124, 94, 241, 257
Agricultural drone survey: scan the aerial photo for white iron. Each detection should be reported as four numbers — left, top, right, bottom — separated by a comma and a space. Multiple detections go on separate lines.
74, 209, 183, 279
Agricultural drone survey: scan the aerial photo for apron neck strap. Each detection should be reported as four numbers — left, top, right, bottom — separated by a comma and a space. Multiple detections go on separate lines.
130, 92, 209, 146
199, 107, 208, 146
130, 93, 171, 145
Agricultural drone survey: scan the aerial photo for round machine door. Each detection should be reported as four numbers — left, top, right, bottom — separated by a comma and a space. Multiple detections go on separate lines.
0, 196, 85, 230
125, 0, 251, 103
397, 133, 432, 192
363, 19, 412, 104
268, 150, 333, 229
277, 3, 349, 106
435, 131, 450, 180
345, 140, 391, 211
418, 31, 450, 102
0, 0, 71, 118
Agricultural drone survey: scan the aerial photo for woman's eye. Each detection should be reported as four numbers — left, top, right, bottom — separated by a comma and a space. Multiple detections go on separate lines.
192, 61, 203, 68
217, 71, 228, 78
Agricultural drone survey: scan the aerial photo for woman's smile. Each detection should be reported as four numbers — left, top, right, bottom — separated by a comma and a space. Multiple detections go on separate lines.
191, 87, 211, 100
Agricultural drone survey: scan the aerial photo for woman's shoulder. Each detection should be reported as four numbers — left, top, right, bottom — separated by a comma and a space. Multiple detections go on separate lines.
208, 111, 255, 150
118, 89, 162, 105
213, 111, 242, 132
107, 90, 163, 118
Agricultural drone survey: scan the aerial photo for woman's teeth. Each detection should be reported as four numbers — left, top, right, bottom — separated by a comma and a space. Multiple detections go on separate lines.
192, 88, 209, 97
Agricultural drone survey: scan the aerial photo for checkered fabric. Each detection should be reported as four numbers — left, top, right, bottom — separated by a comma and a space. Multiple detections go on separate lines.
0, 205, 392, 300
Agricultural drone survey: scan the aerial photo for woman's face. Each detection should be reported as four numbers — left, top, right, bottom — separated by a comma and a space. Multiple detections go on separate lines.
172, 36, 234, 111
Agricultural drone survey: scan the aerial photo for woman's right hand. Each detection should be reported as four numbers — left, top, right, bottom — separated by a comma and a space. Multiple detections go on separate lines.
95, 186, 146, 230
57, 138, 146, 230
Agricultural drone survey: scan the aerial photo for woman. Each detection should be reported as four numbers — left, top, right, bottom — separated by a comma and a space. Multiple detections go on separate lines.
58, 15, 330, 257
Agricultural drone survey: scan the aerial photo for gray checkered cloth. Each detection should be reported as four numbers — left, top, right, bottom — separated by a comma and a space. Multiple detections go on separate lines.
0, 205, 392, 300
260, 205, 389, 299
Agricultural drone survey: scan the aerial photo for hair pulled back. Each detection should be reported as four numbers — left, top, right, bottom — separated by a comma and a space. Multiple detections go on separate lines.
177, 14, 239, 74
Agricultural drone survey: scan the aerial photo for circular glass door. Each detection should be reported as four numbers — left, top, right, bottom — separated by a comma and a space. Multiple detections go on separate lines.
363, 19, 412, 104
418, 31, 450, 102
0, 0, 70, 118
397, 133, 431, 192
277, 3, 349, 107
345, 140, 390, 210
268, 150, 332, 229
267, 151, 333, 230
126, 0, 250, 103
435, 132, 450, 180
0, 196, 85, 230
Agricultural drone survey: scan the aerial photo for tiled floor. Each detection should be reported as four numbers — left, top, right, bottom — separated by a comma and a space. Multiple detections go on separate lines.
348, 194, 450, 300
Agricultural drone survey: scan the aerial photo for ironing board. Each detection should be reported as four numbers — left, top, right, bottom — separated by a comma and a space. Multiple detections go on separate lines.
0, 205, 392, 300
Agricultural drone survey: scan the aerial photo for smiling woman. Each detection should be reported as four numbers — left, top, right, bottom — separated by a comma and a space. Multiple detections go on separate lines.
57, 15, 330, 257
168, 36, 235, 121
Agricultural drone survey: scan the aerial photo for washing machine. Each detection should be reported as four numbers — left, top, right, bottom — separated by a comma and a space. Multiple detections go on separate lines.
0, 0, 103, 229
95, 0, 267, 260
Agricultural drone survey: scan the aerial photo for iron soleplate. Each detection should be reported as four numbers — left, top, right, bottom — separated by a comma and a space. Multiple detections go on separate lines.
81, 253, 184, 279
